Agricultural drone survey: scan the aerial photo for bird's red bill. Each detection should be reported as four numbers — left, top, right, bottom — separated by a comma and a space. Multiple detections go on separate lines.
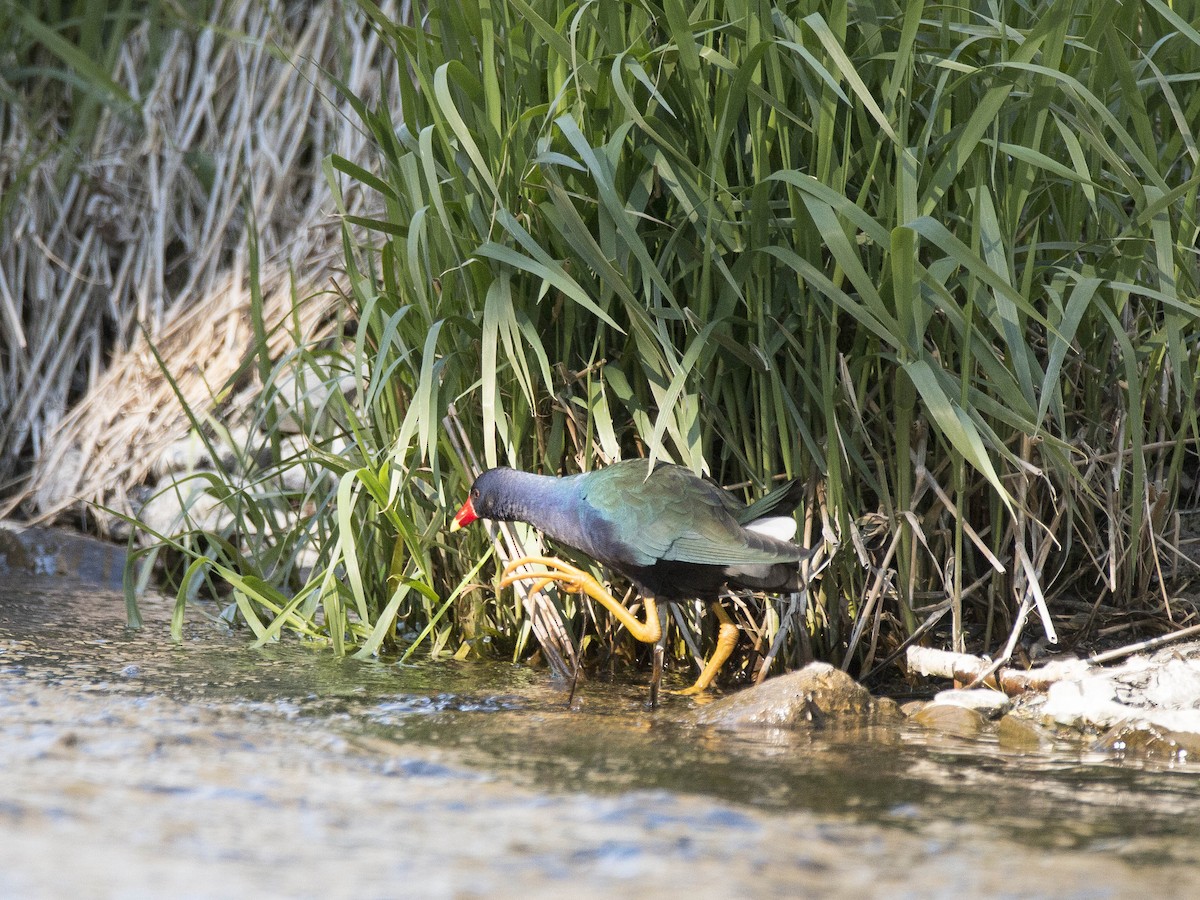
450, 498, 478, 531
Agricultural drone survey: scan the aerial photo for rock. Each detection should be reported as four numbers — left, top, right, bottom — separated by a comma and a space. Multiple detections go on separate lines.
275, 434, 343, 493
1092, 722, 1200, 762
910, 636, 1200, 744
293, 543, 322, 582
1141, 659, 1200, 710
276, 434, 315, 491
910, 703, 989, 738
1040, 664, 1200, 736
0, 526, 35, 572
137, 473, 232, 537
1041, 674, 1126, 730
1032, 657, 1093, 683
899, 700, 928, 717
30, 446, 86, 515
691, 663, 890, 728
0, 521, 126, 589
996, 714, 1053, 751
931, 688, 1011, 718
151, 427, 249, 479
873, 697, 904, 719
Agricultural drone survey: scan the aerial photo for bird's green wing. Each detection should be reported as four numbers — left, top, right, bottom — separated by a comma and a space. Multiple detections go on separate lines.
580, 462, 801, 567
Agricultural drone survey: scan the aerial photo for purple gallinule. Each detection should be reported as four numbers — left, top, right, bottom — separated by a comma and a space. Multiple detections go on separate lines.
450, 460, 811, 694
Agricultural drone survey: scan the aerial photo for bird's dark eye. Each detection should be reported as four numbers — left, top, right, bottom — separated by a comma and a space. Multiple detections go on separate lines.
471, 488, 480, 499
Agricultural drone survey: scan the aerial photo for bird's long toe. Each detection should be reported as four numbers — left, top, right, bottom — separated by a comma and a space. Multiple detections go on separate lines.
497, 556, 662, 645
672, 607, 741, 696
500, 555, 587, 586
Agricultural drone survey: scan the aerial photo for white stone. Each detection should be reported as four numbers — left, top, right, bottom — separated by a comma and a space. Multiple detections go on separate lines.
1041, 666, 1200, 735
31, 446, 86, 514
271, 366, 359, 435
151, 425, 254, 478
1042, 677, 1127, 729
1142, 659, 1200, 710
137, 474, 231, 537
1030, 657, 1093, 681
932, 688, 1012, 717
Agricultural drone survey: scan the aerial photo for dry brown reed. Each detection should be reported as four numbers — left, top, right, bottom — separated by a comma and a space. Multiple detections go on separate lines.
0, 1, 399, 532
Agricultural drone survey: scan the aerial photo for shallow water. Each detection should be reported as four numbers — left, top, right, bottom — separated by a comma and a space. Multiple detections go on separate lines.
2, 572, 1200, 898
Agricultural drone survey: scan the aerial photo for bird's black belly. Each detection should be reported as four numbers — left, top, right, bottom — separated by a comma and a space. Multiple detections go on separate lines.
624, 558, 800, 602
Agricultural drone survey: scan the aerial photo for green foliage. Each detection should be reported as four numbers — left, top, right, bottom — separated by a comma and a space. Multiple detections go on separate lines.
124, 0, 1200, 682
321, 0, 1199, 676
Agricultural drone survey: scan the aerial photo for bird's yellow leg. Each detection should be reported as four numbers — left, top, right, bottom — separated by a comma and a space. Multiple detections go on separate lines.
675, 602, 740, 696
499, 556, 661, 644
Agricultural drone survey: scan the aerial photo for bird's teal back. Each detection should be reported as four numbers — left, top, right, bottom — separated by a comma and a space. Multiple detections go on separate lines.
576, 461, 803, 569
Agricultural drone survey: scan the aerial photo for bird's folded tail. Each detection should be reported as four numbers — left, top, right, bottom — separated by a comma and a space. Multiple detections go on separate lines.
743, 515, 797, 542
735, 478, 805, 525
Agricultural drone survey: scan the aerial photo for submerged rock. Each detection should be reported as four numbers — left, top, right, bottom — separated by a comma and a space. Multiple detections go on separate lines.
691, 662, 897, 728
910, 703, 990, 738
907, 688, 1011, 739
996, 714, 1054, 751
899, 699, 928, 717
1092, 721, 1200, 763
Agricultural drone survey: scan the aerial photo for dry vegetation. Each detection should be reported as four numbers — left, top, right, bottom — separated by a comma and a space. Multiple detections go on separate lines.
0, 1, 397, 529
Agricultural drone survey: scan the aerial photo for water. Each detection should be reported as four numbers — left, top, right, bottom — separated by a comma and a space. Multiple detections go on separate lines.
2, 571, 1199, 898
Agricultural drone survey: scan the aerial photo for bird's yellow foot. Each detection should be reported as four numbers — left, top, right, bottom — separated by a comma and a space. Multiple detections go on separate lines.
499, 556, 661, 644
672, 605, 740, 696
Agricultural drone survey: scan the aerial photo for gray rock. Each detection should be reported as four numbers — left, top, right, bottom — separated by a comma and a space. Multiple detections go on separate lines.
1040, 663, 1200, 735
1142, 659, 1200, 710
152, 426, 252, 479
275, 434, 341, 492
0, 521, 126, 589
137, 473, 232, 537
31, 446, 86, 514
691, 662, 892, 728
